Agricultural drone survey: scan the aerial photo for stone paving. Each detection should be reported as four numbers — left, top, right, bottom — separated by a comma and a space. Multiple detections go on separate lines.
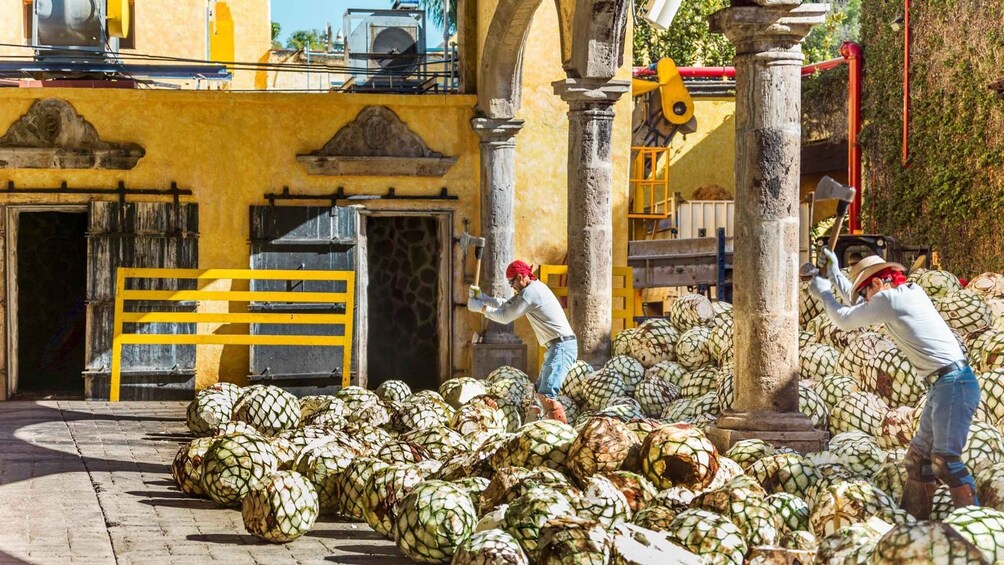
0, 401, 410, 565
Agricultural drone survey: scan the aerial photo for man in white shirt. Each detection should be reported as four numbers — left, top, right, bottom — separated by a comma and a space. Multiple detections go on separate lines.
808, 250, 980, 518
468, 260, 577, 423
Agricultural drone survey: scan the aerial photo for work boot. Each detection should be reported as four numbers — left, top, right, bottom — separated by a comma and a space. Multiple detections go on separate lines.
949, 483, 978, 508
536, 394, 567, 424
901, 479, 937, 520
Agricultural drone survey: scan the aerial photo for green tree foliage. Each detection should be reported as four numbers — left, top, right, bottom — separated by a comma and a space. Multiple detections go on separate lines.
286, 29, 328, 51
271, 22, 282, 50
633, 0, 861, 67
633, 0, 733, 67
418, 0, 457, 36
803, 0, 861, 63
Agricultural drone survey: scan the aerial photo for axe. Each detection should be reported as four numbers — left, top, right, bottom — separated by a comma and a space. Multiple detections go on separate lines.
800, 176, 857, 279
457, 231, 486, 297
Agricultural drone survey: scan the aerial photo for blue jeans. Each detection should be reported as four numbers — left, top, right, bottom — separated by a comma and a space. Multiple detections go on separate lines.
538, 339, 577, 398
910, 365, 980, 489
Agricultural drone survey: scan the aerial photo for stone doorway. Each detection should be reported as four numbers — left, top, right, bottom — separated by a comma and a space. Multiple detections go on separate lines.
8, 208, 88, 399
364, 214, 446, 392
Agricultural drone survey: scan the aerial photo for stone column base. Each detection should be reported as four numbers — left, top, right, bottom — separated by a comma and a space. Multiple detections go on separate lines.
706, 423, 828, 455
471, 341, 527, 379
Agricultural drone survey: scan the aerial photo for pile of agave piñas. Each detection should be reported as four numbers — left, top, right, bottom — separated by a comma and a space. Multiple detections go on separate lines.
173, 268, 1004, 564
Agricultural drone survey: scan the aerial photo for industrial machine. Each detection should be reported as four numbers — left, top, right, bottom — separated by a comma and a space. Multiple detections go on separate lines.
344, 7, 427, 90
819, 234, 932, 273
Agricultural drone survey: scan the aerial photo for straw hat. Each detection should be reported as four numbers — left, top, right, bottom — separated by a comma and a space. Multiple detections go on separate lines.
849, 255, 907, 298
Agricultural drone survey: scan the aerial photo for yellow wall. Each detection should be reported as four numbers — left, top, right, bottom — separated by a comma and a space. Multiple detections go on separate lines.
667, 96, 736, 199
0, 89, 480, 388
0, 0, 29, 58
0, 0, 271, 90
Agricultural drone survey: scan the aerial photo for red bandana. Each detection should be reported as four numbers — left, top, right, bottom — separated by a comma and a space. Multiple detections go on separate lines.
505, 260, 537, 281
864, 267, 907, 290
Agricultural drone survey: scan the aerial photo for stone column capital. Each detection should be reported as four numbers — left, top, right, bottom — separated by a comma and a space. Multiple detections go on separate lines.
710, 3, 829, 53
551, 78, 631, 108
471, 117, 525, 143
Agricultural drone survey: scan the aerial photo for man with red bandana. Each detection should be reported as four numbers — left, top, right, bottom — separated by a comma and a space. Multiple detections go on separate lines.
808, 248, 979, 518
468, 260, 577, 423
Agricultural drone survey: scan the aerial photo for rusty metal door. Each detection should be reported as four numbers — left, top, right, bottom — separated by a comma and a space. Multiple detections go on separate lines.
249, 206, 360, 392
85, 202, 199, 400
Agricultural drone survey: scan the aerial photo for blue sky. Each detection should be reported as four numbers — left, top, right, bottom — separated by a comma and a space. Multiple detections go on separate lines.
271, 1, 446, 48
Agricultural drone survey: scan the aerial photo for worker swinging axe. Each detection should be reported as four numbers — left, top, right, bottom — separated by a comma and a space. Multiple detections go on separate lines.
799, 176, 857, 280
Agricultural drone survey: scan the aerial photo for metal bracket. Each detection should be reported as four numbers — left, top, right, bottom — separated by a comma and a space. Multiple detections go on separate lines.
264, 186, 459, 207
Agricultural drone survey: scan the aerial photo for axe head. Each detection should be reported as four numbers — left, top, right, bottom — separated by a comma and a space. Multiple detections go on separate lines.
814, 176, 856, 204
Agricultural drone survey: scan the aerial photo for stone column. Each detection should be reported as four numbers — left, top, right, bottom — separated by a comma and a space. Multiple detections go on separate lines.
471, 117, 524, 345
706, 2, 829, 453
552, 78, 630, 367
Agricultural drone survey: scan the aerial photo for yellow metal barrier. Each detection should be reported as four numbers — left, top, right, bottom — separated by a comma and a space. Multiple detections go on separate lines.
537, 266, 635, 370
110, 268, 355, 401
629, 146, 672, 220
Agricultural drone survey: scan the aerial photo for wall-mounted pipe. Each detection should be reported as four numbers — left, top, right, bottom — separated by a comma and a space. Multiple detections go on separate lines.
632, 58, 845, 79
841, 42, 863, 233
902, 0, 912, 167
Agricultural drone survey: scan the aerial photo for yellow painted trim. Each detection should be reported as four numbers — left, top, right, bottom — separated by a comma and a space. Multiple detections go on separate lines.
119, 312, 349, 324
110, 268, 127, 402
110, 267, 355, 401
122, 268, 354, 281
119, 290, 348, 302
118, 334, 348, 346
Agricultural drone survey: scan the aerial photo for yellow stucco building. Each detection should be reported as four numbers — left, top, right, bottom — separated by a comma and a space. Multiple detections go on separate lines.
0, 0, 633, 400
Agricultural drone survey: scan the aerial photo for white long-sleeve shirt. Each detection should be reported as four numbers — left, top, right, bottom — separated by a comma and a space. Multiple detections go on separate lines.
818, 276, 964, 376
482, 280, 574, 347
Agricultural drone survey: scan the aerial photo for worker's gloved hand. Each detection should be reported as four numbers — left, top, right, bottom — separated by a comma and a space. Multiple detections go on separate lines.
467, 297, 485, 313
469, 286, 482, 300
808, 275, 832, 299
820, 247, 841, 278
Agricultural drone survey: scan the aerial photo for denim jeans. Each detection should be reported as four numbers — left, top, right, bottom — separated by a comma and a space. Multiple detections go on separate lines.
538, 339, 578, 398
910, 364, 981, 489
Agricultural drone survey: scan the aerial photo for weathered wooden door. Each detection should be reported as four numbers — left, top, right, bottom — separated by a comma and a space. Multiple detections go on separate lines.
85, 202, 199, 400
249, 206, 361, 391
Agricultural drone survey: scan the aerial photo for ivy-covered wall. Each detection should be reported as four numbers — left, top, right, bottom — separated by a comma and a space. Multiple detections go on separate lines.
860, 0, 1004, 275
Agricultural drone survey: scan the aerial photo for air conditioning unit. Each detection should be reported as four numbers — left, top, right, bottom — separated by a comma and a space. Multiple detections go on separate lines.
345, 9, 426, 86
33, 0, 128, 60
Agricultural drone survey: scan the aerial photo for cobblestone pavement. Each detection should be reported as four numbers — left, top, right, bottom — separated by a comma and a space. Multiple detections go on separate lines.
0, 401, 410, 565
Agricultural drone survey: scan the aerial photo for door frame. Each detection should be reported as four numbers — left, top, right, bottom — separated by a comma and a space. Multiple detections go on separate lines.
3, 204, 89, 400
357, 209, 454, 386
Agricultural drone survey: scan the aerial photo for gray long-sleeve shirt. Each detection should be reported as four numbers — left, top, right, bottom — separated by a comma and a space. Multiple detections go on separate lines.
482, 280, 574, 347
819, 275, 964, 376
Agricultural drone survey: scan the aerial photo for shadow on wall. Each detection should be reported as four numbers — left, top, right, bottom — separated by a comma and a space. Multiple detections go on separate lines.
669, 113, 736, 200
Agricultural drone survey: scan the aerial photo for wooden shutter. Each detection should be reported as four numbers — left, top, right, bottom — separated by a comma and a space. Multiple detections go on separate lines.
249, 206, 359, 390
85, 202, 198, 399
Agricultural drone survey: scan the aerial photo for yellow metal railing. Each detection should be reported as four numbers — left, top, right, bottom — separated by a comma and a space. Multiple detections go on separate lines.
629, 146, 671, 220
537, 266, 635, 369
110, 268, 355, 401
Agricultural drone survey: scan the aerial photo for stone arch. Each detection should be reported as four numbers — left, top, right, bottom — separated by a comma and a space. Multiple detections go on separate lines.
566, 0, 631, 79
476, 0, 573, 119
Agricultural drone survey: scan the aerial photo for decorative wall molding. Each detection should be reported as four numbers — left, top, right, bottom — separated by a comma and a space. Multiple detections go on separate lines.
297, 106, 457, 177
0, 99, 145, 170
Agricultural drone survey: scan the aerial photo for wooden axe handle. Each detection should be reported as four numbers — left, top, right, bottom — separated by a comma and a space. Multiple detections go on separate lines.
473, 245, 484, 288
826, 199, 852, 254
827, 214, 846, 252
